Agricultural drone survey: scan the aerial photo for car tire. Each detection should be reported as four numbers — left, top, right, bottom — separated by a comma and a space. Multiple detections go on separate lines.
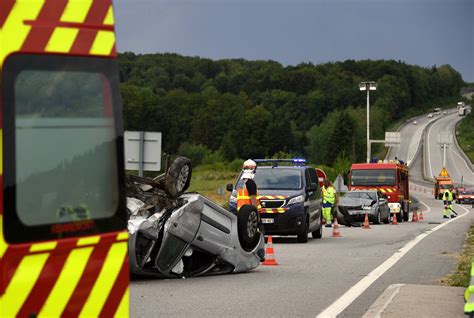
373, 210, 381, 225
312, 216, 323, 239
237, 204, 260, 251
297, 216, 309, 243
396, 212, 403, 222
383, 211, 390, 224
165, 157, 192, 198
403, 207, 409, 222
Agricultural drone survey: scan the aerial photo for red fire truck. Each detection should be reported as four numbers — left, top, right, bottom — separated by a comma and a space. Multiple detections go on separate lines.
348, 161, 410, 222
1, 0, 128, 316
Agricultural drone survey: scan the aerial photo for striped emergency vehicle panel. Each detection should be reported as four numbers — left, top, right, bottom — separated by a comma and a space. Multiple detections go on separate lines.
0, 0, 116, 64
369, 187, 396, 193
0, 0, 128, 317
258, 196, 288, 213
257, 195, 288, 200
259, 208, 289, 214
0, 231, 128, 317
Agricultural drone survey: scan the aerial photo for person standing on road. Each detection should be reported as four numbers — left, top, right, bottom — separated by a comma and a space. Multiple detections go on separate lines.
236, 159, 260, 211
322, 179, 337, 227
443, 186, 456, 219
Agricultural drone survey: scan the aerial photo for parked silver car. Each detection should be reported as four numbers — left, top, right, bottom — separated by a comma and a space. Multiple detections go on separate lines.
127, 157, 265, 278
338, 190, 390, 224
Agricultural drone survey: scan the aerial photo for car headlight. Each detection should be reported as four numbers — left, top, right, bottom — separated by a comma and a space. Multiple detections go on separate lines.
229, 195, 237, 204
362, 206, 372, 210
287, 195, 304, 205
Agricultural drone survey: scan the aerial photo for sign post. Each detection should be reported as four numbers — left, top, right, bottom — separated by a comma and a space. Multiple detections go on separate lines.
124, 131, 162, 176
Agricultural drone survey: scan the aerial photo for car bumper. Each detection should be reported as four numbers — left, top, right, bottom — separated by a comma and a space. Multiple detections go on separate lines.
346, 209, 376, 220
458, 197, 474, 204
259, 204, 305, 235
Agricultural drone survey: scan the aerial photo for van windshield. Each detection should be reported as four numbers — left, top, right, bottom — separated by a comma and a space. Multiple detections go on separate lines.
251, 169, 302, 190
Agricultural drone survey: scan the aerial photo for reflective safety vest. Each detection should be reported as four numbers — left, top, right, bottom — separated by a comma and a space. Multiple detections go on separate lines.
322, 186, 336, 204
465, 258, 474, 314
444, 189, 453, 202
237, 182, 260, 211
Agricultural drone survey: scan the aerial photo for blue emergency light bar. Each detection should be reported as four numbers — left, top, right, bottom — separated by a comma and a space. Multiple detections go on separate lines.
253, 159, 307, 167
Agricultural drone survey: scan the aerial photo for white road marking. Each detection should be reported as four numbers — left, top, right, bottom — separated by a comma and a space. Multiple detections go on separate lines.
427, 122, 433, 179
418, 200, 431, 214
374, 283, 404, 318
316, 202, 470, 318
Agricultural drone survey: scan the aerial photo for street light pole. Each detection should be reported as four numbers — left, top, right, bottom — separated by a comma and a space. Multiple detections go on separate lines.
359, 81, 377, 163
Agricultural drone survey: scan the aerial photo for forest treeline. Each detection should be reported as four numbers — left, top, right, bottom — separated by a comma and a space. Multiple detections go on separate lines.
118, 52, 464, 167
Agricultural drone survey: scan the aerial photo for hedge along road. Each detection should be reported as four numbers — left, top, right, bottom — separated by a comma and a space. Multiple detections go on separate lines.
130, 190, 473, 317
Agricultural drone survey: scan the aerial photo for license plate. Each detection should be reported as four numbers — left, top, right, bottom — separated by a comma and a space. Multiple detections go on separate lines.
261, 218, 274, 224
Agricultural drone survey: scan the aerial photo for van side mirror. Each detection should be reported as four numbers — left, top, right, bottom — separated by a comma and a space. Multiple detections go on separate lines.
226, 184, 233, 192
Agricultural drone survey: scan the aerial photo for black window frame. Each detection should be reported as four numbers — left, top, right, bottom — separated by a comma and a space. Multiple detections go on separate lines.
2, 53, 127, 244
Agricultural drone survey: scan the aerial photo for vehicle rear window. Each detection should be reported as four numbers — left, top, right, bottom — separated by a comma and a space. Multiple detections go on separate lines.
3, 54, 126, 243
351, 169, 396, 186
252, 169, 302, 190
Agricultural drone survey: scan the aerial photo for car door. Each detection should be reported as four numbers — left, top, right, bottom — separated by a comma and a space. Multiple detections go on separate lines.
305, 168, 321, 228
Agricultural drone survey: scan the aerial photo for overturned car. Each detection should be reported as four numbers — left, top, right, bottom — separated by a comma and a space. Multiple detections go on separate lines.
126, 157, 265, 278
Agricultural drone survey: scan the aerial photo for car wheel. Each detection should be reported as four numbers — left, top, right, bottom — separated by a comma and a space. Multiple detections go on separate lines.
297, 216, 309, 243
237, 205, 260, 251
312, 215, 323, 239
374, 210, 381, 225
403, 208, 409, 222
165, 157, 192, 198
383, 210, 390, 224
396, 212, 403, 222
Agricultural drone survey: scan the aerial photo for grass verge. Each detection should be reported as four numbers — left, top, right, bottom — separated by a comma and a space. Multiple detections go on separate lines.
442, 224, 474, 287
456, 111, 474, 163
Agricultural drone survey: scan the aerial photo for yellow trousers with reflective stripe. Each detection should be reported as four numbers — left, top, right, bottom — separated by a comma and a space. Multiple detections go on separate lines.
323, 207, 333, 223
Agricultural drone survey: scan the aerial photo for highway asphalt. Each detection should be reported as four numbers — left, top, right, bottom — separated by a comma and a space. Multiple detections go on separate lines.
130, 108, 473, 317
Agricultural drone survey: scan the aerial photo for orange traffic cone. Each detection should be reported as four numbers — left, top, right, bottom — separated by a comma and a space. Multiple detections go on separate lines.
392, 213, 398, 225
331, 218, 342, 237
262, 236, 278, 266
362, 212, 371, 229
412, 210, 418, 222
419, 209, 424, 221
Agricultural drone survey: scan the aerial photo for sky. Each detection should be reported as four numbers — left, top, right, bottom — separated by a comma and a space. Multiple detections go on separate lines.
114, 0, 474, 82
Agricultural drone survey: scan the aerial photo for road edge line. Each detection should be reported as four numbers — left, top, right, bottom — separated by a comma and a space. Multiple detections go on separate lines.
316, 202, 470, 318
373, 283, 404, 318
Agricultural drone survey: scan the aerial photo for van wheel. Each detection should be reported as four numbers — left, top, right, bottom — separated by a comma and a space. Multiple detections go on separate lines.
237, 205, 260, 251
297, 217, 309, 243
312, 220, 323, 239
165, 157, 192, 198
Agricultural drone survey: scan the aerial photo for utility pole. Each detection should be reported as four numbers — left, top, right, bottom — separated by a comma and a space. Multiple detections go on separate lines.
359, 81, 377, 162
438, 132, 452, 168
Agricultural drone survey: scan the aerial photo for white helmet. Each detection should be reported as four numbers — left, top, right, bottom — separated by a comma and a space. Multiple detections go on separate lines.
243, 159, 257, 169
241, 159, 257, 179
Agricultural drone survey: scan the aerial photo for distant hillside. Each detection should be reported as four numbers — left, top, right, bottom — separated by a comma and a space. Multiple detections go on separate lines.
118, 52, 464, 166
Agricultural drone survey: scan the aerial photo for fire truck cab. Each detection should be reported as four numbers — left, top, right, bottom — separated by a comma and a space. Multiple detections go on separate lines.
349, 161, 410, 222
